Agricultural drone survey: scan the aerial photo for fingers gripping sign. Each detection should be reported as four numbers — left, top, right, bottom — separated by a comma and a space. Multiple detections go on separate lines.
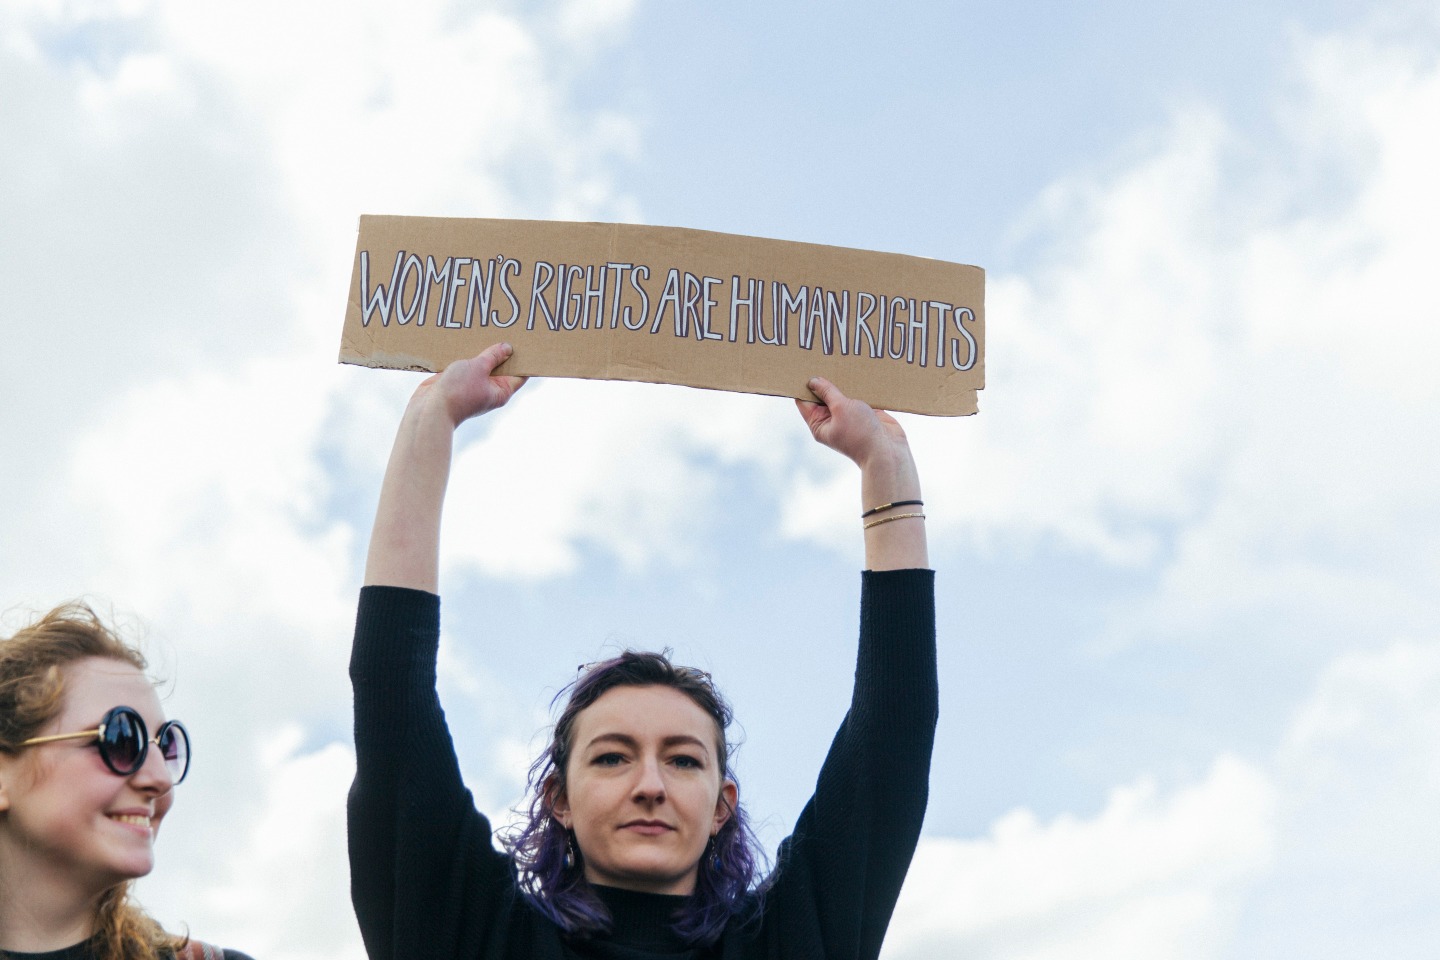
795, 375, 928, 572
419, 342, 529, 428
795, 376, 909, 469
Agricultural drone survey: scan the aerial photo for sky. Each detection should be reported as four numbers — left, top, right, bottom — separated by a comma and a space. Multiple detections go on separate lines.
2, 0, 1438, 957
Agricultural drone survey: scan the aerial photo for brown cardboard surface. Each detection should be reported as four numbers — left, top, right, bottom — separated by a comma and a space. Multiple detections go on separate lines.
341, 216, 985, 416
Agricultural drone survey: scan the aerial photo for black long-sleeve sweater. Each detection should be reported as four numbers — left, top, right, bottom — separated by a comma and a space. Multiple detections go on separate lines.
348, 569, 937, 960
0, 940, 253, 959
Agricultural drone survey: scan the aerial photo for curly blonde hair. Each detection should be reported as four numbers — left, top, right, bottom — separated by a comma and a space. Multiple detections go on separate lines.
0, 601, 189, 960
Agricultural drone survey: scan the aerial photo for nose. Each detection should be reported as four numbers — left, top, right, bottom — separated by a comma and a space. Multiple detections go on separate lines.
632, 755, 666, 804
129, 739, 176, 795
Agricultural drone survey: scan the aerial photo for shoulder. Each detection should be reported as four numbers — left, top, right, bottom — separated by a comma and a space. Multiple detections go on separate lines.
170, 943, 256, 960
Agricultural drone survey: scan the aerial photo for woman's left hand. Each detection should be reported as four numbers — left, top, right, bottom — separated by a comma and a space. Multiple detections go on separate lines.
794, 376, 910, 470
795, 377, 928, 571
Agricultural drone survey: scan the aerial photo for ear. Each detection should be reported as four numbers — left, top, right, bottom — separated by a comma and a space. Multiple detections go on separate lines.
712, 778, 738, 833
0, 757, 13, 813
546, 775, 572, 829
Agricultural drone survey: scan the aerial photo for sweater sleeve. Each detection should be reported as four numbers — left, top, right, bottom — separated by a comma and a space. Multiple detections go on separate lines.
346, 586, 520, 960
753, 568, 938, 960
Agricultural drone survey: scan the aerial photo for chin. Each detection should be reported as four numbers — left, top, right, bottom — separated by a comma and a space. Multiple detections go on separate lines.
105, 853, 158, 883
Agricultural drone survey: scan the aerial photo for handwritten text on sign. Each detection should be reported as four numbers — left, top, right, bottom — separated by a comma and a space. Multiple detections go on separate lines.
340, 217, 985, 416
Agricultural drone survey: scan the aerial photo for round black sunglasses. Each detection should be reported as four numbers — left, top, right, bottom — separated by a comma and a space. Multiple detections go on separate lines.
21, 705, 190, 783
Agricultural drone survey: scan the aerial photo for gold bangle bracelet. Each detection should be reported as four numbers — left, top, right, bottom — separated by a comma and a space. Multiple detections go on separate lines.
863, 511, 926, 530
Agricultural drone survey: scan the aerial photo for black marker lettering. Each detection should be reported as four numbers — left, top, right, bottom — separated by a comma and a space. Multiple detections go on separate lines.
582, 265, 604, 331
821, 289, 849, 356
464, 258, 496, 328
798, 287, 823, 351
628, 265, 651, 330
886, 297, 908, 359
854, 291, 881, 357
528, 261, 557, 331
733, 276, 762, 343
394, 254, 425, 326
419, 256, 453, 328
699, 276, 723, 341
607, 263, 632, 329
494, 257, 521, 327
652, 268, 682, 335
358, 250, 405, 328
778, 282, 807, 348
907, 298, 927, 366
558, 264, 582, 331
930, 302, 953, 368
442, 258, 469, 328
680, 272, 701, 339
950, 306, 978, 371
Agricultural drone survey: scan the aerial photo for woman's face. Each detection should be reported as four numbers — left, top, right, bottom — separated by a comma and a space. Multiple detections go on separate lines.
0, 657, 175, 894
554, 684, 737, 896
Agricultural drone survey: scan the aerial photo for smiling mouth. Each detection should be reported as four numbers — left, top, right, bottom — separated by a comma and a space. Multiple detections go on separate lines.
109, 814, 152, 830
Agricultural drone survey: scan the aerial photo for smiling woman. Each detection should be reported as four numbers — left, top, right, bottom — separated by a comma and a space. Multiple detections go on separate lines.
348, 342, 939, 959
0, 603, 255, 960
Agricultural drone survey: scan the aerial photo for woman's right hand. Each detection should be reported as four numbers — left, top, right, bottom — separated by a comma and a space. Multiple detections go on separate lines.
414, 342, 528, 428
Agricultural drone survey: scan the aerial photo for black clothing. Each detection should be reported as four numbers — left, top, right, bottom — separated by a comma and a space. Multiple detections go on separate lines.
0, 940, 254, 960
348, 569, 937, 960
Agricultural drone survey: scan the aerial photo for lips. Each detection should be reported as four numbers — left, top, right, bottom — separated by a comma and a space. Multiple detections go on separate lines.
107, 812, 153, 833
620, 819, 675, 836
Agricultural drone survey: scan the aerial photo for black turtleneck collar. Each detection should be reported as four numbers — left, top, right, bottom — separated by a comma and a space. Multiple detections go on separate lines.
581, 884, 698, 958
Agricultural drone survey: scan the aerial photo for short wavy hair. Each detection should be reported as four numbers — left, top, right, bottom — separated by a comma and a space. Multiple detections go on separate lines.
504, 650, 765, 946
0, 601, 188, 960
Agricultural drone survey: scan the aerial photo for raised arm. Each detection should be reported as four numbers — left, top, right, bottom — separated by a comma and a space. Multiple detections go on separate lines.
350, 344, 528, 960
794, 376, 928, 570
364, 342, 527, 591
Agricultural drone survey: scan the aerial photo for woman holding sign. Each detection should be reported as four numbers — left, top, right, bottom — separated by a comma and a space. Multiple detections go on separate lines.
349, 342, 936, 959
0, 603, 253, 960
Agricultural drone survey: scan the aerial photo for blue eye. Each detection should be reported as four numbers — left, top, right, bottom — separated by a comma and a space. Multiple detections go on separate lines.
593, 753, 625, 766
671, 755, 703, 770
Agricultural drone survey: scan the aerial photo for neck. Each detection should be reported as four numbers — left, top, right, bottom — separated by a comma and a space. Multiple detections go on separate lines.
0, 851, 103, 953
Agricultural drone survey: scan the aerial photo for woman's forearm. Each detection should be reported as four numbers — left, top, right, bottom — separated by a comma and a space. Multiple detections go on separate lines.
364, 391, 456, 592
859, 446, 929, 571
363, 343, 526, 592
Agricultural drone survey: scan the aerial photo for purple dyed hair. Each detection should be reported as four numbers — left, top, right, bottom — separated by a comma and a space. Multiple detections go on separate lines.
503, 650, 765, 946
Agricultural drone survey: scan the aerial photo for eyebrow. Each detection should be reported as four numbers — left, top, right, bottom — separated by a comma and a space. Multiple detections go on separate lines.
583, 732, 712, 755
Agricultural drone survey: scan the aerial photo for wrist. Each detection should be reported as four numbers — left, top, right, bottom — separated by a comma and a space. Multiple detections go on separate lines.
858, 449, 921, 505
405, 384, 466, 433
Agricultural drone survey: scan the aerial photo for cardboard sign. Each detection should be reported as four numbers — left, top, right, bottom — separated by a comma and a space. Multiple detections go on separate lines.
341, 216, 985, 416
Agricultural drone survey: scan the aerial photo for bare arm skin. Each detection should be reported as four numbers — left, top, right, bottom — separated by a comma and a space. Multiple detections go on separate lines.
364, 342, 527, 591
794, 376, 929, 571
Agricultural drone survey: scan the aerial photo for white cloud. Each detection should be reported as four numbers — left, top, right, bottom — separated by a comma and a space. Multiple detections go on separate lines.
881, 633, 1440, 960
5, 3, 1439, 959
885, 756, 1276, 960
66, 351, 354, 632
1228, 636, 1440, 956
427, 8, 1440, 625
441, 378, 797, 579
947, 25, 1439, 571
0, 0, 646, 951
137, 732, 362, 960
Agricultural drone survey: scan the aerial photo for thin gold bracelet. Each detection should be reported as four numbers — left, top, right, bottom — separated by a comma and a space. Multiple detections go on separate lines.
863, 511, 926, 530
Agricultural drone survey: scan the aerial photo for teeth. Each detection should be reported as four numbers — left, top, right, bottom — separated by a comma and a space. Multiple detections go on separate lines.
111, 814, 151, 828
